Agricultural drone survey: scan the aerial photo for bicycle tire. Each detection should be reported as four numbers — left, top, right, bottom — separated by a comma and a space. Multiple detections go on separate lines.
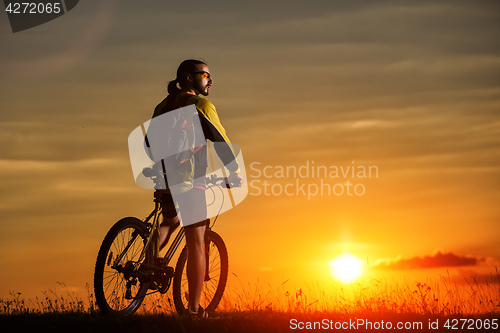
94, 217, 152, 315
172, 230, 228, 314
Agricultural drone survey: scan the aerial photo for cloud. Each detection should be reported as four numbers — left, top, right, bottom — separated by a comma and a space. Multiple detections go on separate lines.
371, 251, 484, 270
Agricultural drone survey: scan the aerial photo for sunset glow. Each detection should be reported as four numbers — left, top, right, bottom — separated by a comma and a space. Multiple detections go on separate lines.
0, 2, 498, 309
328, 253, 365, 284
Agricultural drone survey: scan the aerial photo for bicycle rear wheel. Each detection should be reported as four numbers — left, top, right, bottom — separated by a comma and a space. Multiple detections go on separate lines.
94, 217, 152, 315
172, 230, 228, 314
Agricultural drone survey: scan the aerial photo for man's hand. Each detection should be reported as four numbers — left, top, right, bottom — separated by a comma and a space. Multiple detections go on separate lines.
227, 172, 244, 187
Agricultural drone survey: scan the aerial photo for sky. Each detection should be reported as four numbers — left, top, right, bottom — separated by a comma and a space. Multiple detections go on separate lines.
0, 0, 499, 299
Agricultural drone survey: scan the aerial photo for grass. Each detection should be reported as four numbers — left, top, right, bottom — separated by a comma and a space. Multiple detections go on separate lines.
1, 271, 499, 332
216, 269, 500, 315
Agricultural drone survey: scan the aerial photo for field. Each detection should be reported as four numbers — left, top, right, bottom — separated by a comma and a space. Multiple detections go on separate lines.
1, 271, 499, 332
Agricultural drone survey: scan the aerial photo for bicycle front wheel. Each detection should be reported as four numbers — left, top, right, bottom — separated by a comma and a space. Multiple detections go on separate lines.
172, 230, 228, 314
94, 217, 152, 315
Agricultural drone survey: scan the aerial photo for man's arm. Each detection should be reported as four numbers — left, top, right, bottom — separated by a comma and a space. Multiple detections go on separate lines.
193, 98, 242, 185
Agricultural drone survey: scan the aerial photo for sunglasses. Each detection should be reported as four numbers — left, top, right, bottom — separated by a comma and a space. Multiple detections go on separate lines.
193, 71, 211, 80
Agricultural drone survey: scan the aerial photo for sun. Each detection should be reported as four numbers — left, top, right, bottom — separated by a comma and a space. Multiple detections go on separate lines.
328, 253, 365, 284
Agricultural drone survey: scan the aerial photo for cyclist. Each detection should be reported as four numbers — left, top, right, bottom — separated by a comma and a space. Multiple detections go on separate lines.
151, 59, 243, 317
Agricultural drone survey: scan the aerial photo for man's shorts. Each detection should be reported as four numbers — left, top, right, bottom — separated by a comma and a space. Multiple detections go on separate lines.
160, 189, 208, 228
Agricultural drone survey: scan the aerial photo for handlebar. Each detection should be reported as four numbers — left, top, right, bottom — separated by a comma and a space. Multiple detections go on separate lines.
143, 166, 241, 189
206, 174, 242, 188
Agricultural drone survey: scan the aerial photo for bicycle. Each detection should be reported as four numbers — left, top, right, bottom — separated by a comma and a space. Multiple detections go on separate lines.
93, 173, 231, 315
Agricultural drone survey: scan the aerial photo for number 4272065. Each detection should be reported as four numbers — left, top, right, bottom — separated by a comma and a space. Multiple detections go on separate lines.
5, 2, 62, 14
444, 318, 498, 330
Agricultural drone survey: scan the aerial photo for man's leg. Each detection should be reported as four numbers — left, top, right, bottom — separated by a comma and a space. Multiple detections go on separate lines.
176, 188, 208, 314
159, 192, 179, 250
159, 216, 179, 250
184, 223, 206, 313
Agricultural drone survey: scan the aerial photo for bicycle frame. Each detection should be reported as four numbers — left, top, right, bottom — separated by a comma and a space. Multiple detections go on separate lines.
146, 194, 186, 265
109, 195, 184, 276
111, 176, 230, 288
95, 175, 233, 315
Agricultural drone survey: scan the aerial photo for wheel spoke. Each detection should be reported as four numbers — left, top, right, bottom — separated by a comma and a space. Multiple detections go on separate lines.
94, 218, 151, 315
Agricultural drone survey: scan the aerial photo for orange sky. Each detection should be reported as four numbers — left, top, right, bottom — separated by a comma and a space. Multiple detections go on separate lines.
1, 0, 499, 299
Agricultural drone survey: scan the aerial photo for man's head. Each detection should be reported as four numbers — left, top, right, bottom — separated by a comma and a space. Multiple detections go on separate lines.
169, 59, 213, 96
187, 62, 212, 96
